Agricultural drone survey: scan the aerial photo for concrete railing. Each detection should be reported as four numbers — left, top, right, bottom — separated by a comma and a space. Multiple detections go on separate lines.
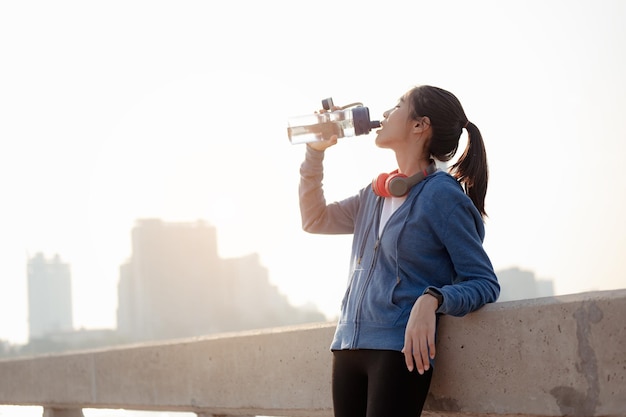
1, 290, 625, 417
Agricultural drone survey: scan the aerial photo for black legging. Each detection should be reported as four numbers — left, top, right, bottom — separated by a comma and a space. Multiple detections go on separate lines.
332, 349, 433, 417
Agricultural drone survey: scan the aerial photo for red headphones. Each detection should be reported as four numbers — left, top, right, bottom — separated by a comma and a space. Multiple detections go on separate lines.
372, 162, 437, 198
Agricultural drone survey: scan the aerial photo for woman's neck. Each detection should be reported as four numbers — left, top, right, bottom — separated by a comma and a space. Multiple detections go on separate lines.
396, 155, 432, 177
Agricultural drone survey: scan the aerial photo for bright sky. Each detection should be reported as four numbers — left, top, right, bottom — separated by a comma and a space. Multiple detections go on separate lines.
1, 0, 625, 345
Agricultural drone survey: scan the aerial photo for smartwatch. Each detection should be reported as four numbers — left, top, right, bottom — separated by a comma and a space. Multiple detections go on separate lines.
424, 287, 443, 308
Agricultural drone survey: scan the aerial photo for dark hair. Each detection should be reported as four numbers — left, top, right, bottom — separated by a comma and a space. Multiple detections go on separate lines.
407, 85, 489, 218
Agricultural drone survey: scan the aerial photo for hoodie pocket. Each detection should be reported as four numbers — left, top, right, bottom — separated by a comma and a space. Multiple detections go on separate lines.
339, 267, 361, 314
359, 274, 403, 324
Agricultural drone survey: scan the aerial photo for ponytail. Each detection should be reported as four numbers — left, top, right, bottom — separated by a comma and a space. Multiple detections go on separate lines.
450, 121, 488, 218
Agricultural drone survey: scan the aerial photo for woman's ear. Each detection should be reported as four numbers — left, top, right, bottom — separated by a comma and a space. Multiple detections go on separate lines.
413, 116, 431, 133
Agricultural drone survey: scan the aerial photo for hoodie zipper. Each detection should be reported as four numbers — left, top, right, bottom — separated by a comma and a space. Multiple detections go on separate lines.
350, 236, 382, 348
349, 194, 410, 348
350, 198, 384, 348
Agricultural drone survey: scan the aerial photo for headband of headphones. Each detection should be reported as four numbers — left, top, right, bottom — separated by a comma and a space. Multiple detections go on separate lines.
372, 161, 437, 198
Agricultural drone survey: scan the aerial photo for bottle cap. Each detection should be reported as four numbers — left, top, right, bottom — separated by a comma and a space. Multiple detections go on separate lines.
353, 107, 380, 136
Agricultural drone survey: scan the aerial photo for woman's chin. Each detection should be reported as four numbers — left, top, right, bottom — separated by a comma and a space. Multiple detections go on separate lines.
374, 135, 390, 149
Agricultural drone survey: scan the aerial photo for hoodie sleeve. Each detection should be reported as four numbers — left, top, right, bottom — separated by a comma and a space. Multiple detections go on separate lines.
299, 146, 359, 234
431, 185, 500, 316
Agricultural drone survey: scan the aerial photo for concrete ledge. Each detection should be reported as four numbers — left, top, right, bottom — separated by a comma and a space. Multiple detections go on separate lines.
430, 290, 626, 416
1, 290, 625, 417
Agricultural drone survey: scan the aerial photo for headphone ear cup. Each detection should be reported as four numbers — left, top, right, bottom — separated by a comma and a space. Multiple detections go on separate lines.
373, 163, 436, 198
372, 172, 392, 197
385, 172, 409, 197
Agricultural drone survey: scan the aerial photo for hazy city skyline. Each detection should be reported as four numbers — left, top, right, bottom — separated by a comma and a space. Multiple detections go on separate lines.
6, 216, 553, 351
1, 0, 625, 348
7, 219, 325, 357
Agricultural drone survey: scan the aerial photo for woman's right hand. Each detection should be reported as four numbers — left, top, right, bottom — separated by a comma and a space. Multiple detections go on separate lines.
307, 135, 338, 151
307, 106, 340, 151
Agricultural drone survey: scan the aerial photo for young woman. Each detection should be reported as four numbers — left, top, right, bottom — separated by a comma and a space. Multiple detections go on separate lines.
298, 85, 500, 417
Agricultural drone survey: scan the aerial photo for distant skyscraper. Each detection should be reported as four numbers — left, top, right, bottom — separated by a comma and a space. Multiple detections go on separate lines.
27, 253, 73, 341
117, 218, 326, 343
496, 267, 555, 302
117, 219, 221, 341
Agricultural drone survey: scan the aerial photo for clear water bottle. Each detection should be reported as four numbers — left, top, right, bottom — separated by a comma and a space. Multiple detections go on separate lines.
287, 98, 381, 145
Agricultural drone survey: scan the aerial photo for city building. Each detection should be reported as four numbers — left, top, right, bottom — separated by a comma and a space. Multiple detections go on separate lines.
496, 266, 555, 302
27, 253, 73, 341
117, 219, 324, 343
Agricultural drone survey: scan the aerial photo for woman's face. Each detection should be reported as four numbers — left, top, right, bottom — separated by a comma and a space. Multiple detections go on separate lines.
375, 93, 415, 149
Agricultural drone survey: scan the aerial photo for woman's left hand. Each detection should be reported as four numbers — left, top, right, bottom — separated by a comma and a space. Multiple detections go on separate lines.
402, 294, 438, 374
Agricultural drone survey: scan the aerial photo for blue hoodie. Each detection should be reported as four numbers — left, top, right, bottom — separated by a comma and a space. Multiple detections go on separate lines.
299, 147, 500, 352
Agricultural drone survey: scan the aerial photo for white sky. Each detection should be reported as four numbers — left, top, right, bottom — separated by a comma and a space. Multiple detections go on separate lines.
1, 0, 625, 345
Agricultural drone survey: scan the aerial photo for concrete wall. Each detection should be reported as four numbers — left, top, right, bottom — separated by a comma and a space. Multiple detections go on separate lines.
0, 290, 624, 417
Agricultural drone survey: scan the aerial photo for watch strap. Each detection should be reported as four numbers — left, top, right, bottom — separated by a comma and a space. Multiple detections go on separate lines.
424, 287, 443, 308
